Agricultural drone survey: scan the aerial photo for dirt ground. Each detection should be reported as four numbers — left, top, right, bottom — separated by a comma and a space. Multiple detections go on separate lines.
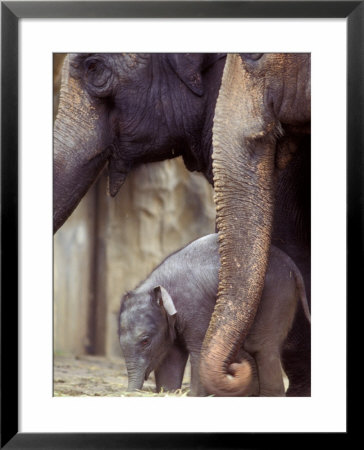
54, 355, 191, 397
54, 354, 288, 397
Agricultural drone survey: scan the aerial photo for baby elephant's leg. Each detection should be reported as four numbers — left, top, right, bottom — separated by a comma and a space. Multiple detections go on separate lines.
254, 350, 285, 396
189, 352, 207, 396
154, 344, 188, 393
245, 332, 286, 396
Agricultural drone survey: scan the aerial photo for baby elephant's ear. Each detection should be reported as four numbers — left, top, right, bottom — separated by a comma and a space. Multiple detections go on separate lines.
153, 286, 177, 316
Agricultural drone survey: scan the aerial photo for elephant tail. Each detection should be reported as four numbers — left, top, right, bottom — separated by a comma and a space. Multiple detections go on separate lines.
292, 265, 311, 324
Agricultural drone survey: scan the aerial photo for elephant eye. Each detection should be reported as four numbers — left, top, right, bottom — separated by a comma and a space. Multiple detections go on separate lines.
140, 337, 150, 347
85, 57, 102, 74
86, 60, 98, 72
84, 56, 114, 97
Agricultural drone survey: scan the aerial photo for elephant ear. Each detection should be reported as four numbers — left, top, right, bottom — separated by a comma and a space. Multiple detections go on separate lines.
153, 286, 177, 340
153, 286, 177, 316
167, 53, 205, 96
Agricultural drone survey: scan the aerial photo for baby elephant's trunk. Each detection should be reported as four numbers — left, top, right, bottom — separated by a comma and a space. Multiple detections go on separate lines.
127, 374, 145, 392
126, 362, 146, 392
127, 379, 144, 392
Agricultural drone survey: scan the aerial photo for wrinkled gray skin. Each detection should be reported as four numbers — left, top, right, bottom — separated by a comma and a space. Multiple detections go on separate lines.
119, 234, 310, 396
53, 53, 226, 232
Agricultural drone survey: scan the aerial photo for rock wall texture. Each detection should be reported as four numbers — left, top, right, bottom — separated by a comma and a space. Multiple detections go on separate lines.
54, 159, 216, 357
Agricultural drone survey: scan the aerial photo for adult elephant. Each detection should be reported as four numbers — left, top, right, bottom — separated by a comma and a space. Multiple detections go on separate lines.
54, 52, 311, 396
200, 53, 311, 396
53, 53, 226, 232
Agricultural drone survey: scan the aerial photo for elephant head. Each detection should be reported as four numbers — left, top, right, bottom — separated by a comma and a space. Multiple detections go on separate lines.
200, 53, 310, 396
53, 53, 226, 232
119, 286, 177, 391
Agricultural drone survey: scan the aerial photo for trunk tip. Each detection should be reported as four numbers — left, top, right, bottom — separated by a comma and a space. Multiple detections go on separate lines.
200, 354, 254, 397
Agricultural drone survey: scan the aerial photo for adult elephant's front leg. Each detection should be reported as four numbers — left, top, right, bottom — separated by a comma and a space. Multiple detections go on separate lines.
154, 344, 188, 393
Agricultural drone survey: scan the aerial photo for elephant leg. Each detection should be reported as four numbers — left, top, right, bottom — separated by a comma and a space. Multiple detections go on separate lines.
154, 344, 188, 393
254, 351, 285, 397
189, 352, 207, 396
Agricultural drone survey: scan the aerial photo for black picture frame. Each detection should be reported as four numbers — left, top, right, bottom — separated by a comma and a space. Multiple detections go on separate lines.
1, 1, 360, 448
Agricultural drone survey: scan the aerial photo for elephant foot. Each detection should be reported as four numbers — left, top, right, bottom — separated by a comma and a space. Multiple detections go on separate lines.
259, 387, 286, 397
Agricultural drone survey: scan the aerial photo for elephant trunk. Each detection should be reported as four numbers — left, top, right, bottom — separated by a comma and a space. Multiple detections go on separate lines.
127, 377, 144, 392
200, 54, 277, 396
126, 362, 147, 392
53, 55, 109, 232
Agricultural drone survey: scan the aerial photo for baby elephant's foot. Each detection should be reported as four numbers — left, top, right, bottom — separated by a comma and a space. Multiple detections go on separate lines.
259, 386, 286, 397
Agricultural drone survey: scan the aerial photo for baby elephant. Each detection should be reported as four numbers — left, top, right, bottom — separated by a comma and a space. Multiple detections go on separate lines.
118, 234, 310, 396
